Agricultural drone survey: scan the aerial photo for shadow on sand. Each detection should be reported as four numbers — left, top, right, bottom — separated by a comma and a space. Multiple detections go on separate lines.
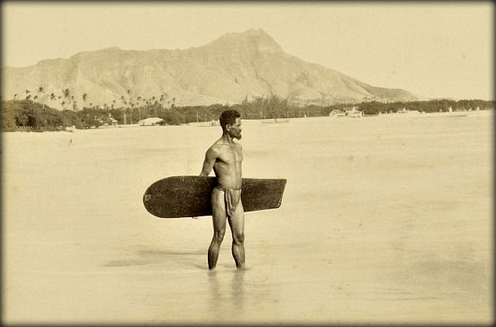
102, 248, 207, 270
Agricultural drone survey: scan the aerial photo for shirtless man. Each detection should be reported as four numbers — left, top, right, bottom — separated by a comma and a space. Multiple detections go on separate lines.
200, 110, 245, 270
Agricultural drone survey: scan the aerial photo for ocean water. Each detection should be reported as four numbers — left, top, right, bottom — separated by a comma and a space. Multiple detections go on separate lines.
2, 114, 493, 324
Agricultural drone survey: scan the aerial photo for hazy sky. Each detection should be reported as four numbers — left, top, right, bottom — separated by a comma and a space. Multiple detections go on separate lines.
2, 1, 493, 100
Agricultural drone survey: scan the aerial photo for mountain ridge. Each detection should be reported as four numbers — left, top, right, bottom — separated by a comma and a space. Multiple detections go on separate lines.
3, 29, 423, 109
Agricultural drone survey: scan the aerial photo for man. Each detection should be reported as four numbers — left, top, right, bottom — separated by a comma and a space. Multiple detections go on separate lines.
200, 110, 245, 270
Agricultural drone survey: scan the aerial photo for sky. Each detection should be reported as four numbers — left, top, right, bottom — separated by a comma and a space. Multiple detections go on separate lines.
1, 1, 494, 100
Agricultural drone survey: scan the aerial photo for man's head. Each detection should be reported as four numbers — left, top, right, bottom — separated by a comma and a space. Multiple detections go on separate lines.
219, 110, 242, 139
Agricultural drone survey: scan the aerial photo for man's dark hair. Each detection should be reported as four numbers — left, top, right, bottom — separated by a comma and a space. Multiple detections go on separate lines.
219, 110, 241, 131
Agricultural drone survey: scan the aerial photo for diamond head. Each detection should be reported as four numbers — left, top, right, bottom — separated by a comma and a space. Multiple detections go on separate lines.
2, 29, 422, 110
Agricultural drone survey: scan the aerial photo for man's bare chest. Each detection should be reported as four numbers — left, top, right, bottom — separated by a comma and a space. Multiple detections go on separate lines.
217, 146, 243, 165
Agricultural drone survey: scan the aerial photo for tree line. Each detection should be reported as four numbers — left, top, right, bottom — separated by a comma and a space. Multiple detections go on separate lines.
1, 96, 494, 132
12, 87, 177, 112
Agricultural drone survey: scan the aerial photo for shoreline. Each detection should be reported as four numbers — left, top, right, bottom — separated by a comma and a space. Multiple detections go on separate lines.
2, 109, 492, 135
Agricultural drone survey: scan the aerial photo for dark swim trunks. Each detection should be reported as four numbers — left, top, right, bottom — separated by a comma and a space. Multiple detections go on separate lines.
215, 184, 241, 217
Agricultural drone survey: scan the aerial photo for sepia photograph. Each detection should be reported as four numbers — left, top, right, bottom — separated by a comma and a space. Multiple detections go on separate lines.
1, 1, 493, 325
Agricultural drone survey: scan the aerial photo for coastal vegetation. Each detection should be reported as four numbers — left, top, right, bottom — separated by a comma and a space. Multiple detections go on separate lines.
1, 96, 494, 132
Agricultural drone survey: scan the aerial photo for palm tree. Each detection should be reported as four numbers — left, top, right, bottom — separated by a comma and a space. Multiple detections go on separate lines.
63, 88, 70, 98
63, 88, 70, 109
37, 86, 44, 101
81, 93, 88, 109
159, 93, 168, 111
120, 95, 128, 125
36, 86, 46, 108
13, 93, 17, 101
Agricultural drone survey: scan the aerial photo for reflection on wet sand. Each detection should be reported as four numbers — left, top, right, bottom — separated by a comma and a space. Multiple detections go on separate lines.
207, 269, 246, 321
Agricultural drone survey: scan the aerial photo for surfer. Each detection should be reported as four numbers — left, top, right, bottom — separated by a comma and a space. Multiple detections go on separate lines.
200, 110, 245, 269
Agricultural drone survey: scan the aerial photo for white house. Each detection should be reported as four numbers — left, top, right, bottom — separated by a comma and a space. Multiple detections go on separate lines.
345, 107, 363, 118
329, 109, 346, 118
138, 117, 164, 126
396, 108, 421, 116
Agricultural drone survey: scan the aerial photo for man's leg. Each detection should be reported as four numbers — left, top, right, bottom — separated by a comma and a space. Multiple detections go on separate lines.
228, 202, 245, 269
208, 189, 226, 270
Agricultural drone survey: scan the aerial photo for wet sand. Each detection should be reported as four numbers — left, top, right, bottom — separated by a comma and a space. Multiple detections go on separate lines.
2, 113, 493, 324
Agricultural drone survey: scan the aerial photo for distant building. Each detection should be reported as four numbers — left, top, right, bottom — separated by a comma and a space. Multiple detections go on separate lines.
100, 117, 118, 126
396, 108, 421, 116
329, 109, 346, 118
345, 107, 363, 118
138, 117, 164, 126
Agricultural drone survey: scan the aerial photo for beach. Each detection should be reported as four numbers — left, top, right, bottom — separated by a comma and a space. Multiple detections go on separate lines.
2, 113, 493, 325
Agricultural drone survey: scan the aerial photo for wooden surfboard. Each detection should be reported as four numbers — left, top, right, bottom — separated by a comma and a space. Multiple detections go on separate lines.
143, 176, 287, 218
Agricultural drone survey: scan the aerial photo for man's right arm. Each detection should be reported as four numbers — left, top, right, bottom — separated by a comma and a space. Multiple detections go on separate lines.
200, 147, 217, 177
193, 147, 218, 220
